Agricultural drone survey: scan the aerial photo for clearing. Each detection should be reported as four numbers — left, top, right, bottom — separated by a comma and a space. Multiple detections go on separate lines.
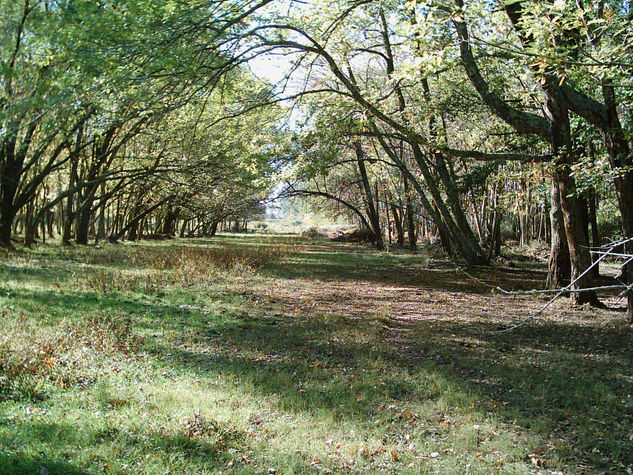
1, 235, 631, 474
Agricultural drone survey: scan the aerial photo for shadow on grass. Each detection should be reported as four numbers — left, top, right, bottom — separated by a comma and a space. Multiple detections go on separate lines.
147, 301, 632, 469
147, 241, 631, 469
264, 250, 546, 294
3, 238, 631, 471
0, 419, 244, 474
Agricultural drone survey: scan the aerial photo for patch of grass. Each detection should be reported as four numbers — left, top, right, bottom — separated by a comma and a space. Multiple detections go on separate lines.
0, 234, 631, 473
83, 243, 291, 293
0, 313, 143, 401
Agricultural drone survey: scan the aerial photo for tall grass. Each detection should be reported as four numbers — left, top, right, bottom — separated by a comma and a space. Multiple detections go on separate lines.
86, 244, 289, 292
0, 314, 143, 400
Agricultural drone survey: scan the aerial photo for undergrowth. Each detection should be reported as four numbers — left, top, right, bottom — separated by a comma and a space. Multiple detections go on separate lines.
85, 244, 290, 292
0, 314, 143, 401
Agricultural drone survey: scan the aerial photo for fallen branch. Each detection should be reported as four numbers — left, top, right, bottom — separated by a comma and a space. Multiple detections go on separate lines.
451, 237, 633, 332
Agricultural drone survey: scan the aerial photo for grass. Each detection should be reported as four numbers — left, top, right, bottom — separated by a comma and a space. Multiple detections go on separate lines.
0, 234, 631, 474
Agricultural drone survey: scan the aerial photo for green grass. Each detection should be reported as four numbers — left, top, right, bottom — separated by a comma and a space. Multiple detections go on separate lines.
1, 235, 631, 473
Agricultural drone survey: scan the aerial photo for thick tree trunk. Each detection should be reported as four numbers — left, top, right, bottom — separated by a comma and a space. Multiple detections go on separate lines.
128, 219, 139, 241
0, 206, 16, 248
600, 85, 633, 321
24, 218, 38, 247
161, 207, 179, 236
546, 99, 598, 304
75, 206, 91, 245
547, 180, 571, 289
0, 155, 20, 248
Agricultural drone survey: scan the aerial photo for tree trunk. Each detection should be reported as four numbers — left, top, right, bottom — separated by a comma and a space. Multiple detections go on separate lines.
547, 98, 598, 304
404, 175, 417, 250
0, 163, 20, 248
76, 206, 91, 245
128, 219, 139, 241
96, 184, 107, 242
547, 179, 571, 289
354, 142, 384, 250
161, 207, 178, 236
391, 203, 404, 247
410, 143, 487, 264
600, 84, 633, 321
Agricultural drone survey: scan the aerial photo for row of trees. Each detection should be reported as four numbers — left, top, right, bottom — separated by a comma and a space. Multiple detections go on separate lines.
1, 0, 631, 318
1, 1, 281, 249
248, 0, 631, 318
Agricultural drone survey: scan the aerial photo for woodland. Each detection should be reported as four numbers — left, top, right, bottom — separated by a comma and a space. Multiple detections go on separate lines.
1, 0, 633, 473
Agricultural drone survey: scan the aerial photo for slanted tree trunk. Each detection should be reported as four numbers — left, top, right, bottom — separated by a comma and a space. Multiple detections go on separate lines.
354, 142, 384, 250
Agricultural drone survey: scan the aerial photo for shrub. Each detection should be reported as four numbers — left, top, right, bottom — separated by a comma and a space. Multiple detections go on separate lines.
300, 227, 325, 238
136, 245, 288, 272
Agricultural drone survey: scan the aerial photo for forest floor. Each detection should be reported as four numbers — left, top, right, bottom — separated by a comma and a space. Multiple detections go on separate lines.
1, 234, 631, 474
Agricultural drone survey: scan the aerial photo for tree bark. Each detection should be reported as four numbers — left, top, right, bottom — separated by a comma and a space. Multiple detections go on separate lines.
547, 179, 571, 289
75, 206, 91, 245
403, 174, 417, 250
546, 98, 598, 304
354, 141, 384, 250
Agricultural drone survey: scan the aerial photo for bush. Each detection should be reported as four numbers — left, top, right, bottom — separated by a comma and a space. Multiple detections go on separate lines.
133, 245, 288, 273
86, 268, 169, 294
300, 227, 325, 238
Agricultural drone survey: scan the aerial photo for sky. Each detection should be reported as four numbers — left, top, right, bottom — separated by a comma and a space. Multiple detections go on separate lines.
248, 54, 293, 85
